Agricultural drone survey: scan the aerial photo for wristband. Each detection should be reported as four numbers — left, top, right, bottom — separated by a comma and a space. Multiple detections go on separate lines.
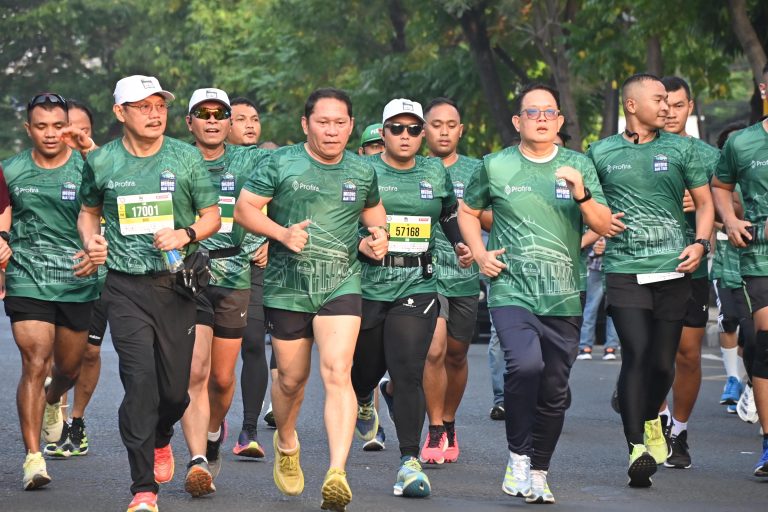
574, 187, 592, 204
184, 226, 197, 244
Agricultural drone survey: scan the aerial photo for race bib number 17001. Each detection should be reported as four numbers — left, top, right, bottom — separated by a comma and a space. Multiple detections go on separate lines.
117, 192, 174, 236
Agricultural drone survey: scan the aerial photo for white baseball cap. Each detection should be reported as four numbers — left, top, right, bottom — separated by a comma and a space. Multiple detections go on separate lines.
188, 88, 231, 113
113, 75, 175, 104
382, 98, 424, 124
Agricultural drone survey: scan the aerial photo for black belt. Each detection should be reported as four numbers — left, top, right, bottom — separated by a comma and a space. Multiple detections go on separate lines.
209, 245, 241, 259
359, 252, 431, 268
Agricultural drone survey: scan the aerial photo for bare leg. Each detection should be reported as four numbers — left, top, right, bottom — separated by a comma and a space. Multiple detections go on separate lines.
71, 344, 102, 418
181, 325, 213, 458
422, 318, 447, 426
208, 337, 243, 431
443, 337, 470, 422
271, 337, 312, 450
671, 326, 705, 422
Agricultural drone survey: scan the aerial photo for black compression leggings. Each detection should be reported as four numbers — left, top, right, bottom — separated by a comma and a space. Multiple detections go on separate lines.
240, 268, 269, 429
610, 307, 684, 448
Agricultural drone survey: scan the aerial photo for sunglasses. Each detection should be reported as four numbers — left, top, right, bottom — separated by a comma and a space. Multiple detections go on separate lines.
191, 107, 231, 121
519, 108, 560, 120
384, 123, 423, 137
27, 93, 68, 112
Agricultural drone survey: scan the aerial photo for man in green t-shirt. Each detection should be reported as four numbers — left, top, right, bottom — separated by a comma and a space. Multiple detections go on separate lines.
460, 84, 611, 503
234, 88, 387, 511
587, 73, 714, 487
227, 97, 261, 147
77, 75, 221, 512
710, 115, 768, 480
358, 123, 385, 156
3, 93, 101, 491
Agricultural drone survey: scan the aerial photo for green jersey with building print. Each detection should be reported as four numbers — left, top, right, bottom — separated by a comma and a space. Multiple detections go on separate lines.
435, 154, 481, 298
244, 144, 380, 313
587, 131, 708, 274
362, 154, 457, 302
79, 137, 219, 275
201, 145, 267, 290
464, 145, 605, 316
682, 137, 719, 279
2, 150, 99, 302
714, 121, 768, 277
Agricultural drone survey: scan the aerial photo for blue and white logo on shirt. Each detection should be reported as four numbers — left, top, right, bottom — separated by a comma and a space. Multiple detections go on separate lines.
160, 170, 176, 192
453, 181, 465, 199
555, 178, 571, 200
653, 154, 669, 172
220, 172, 235, 192
61, 181, 77, 201
342, 180, 357, 202
420, 180, 433, 200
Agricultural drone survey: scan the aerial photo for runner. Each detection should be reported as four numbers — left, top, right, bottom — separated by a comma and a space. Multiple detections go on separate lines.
351, 97, 471, 498
77, 75, 221, 512
587, 73, 713, 487
234, 87, 387, 511
460, 83, 611, 503
3, 92, 100, 490
227, 97, 261, 147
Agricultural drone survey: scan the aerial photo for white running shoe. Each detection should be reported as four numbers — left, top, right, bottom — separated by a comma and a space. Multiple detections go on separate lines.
737, 383, 759, 424
41, 401, 63, 443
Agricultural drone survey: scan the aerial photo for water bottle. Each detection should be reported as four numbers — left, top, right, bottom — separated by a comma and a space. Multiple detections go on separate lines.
164, 249, 184, 273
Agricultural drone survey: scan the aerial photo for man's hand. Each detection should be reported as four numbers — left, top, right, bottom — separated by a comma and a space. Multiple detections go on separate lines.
60, 127, 95, 153
606, 212, 626, 237
73, 250, 98, 277
475, 248, 507, 278
454, 242, 473, 268
676, 243, 705, 273
154, 228, 189, 252
0, 237, 12, 264
280, 220, 311, 253
85, 234, 108, 265
682, 189, 695, 213
251, 242, 269, 268
593, 237, 606, 256
359, 226, 388, 260
723, 217, 752, 248
554, 166, 585, 199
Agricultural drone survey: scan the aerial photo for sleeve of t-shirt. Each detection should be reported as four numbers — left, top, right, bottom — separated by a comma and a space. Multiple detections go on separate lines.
681, 138, 709, 189
578, 156, 607, 207
78, 158, 103, 208
462, 159, 490, 211
243, 151, 278, 197
0, 165, 10, 214
187, 153, 219, 211
439, 162, 457, 209
364, 164, 380, 208
714, 137, 738, 184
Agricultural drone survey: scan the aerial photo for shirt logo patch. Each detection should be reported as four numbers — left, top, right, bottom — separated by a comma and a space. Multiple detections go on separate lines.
61, 181, 77, 201
751, 159, 768, 169
107, 179, 136, 190
342, 180, 357, 202
419, 180, 433, 200
653, 154, 668, 172
292, 180, 320, 192
555, 178, 571, 200
453, 181, 465, 199
13, 185, 39, 195
504, 184, 532, 195
160, 170, 176, 192
220, 172, 235, 192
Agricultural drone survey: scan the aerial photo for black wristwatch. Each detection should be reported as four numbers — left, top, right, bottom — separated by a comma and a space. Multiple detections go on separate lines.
184, 226, 197, 244
693, 238, 711, 255
574, 187, 592, 204
0, 231, 9, 243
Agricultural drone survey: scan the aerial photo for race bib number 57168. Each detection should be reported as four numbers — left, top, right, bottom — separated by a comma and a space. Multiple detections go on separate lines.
387, 214, 431, 253
117, 192, 174, 235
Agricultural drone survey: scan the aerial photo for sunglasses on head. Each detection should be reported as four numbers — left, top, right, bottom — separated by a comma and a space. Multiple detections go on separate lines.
384, 122, 423, 137
27, 93, 68, 112
191, 107, 231, 121
519, 108, 560, 120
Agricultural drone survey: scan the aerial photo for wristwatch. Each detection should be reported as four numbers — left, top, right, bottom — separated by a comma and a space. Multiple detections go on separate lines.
0, 231, 9, 243
184, 226, 197, 244
573, 187, 592, 204
693, 238, 711, 255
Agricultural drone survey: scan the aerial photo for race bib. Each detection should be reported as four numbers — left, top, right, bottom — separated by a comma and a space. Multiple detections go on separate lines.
117, 192, 174, 235
636, 272, 684, 285
218, 196, 235, 234
387, 214, 431, 253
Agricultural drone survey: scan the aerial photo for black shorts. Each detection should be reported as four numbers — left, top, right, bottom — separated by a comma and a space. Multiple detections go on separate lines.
87, 298, 109, 346
4, 296, 95, 332
265, 293, 362, 341
683, 277, 710, 328
605, 273, 691, 321
361, 293, 439, 331
196, 286, 251, 339
713, 281, 749, 335
744, 276, 768, 313
437, 294, 478, 343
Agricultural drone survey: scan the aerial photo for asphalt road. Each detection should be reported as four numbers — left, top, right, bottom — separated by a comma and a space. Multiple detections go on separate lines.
0, 319, 765, 511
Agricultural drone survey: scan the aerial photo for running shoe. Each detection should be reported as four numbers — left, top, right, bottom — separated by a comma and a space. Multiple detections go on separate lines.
576, 347, 592, 360
379, 378, 395, 423
22, 452, 51, 490
362, 426, 386, 452
273, 430, 304, 496
154, 443, 174, 484
726, 404, 737, 414
444, 425, 460, 463
737, 382, 759, 424
354, 393, 379, 442
754, 439, 768, 477
232, 424, 265, 458
627, 443, 656, 487
720, 376, 743, 405
664, 430, 692, 469
489, 404, 505, 421
69, 417, 88, 456
127, 491, 158, 512
643, 417, 667, 464
264, 404, 276, 429
44, 421, 73, 458
184, 457, 215, 497
393, 456, 430, 497
502, 451, 531, 497
419, 426, 447, 464
659, 413, 672, 457
526, 469, 555, 504
602, 347, 618, 360
207, 420, 227, 479
320, 467, 352, 511
41, 400, 64, 443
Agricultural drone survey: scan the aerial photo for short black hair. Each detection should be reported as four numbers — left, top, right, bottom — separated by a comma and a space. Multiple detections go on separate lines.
26, 92, 68, 122
67, 99, 94, 127
661, 76, 691, 100
716, 122, 747, 149
424, 97, 460, 118
621, 73, 661, 100
304, 88, 353, 120
515, 83, 560, 112
556, 131, 571, 145
230, 97, 259, 112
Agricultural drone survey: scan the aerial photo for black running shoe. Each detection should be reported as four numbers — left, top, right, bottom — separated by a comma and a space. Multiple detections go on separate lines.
489, 404, 505, 420
206, 421, 226, 479
664, 430, 691, 469
69, 417, 89, 456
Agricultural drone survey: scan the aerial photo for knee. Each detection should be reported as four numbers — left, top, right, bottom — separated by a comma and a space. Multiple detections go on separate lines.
675, 347, 701, 371
209, 368, 235, 394
277, 371, 309, 397
321, 359, 352, 388
425, 344, 446, 366
445, 344, 468, 369
82, 346, 101, 366
188, 363, 209, 391
505, 357, 544, 380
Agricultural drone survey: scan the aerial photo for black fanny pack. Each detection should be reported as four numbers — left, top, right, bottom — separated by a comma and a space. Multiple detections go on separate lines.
174, 248, 211, 298
208, 245, 241, 259
359, 251, 433, 279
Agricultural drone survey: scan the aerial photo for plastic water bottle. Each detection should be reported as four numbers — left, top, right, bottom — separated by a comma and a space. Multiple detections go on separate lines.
164, 249, 184, 273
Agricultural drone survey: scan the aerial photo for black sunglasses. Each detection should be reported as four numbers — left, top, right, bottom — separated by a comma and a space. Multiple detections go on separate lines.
385, 122, 423, 137
27, 93, 68, 112
191, 107, 231, 120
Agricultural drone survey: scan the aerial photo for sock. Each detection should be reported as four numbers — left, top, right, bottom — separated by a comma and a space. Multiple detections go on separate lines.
763, 435, 768, 451
191, 454, 208, 463
659, 406, 671, 425
737, 355, 747, 382
671, 418, 687, 437
207, 427, 221, 442
444, 420, 455, 437
721, 346, 740, 379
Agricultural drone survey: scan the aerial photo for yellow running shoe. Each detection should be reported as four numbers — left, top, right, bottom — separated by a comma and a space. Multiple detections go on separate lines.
273, 430, 304, 496
627, 443, 656, 487
320, 467, 352, 511
643, 417, 667, 464
22, 451, 51, 490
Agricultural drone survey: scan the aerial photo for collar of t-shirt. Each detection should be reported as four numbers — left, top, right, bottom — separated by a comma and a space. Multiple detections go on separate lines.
520, 144, 558, 164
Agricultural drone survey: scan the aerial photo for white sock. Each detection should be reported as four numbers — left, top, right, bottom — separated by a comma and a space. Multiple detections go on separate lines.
737, 355, 747, 382
659, 405, 671, 422
191, 454, 208, 463
207, 428, 221, 442
721, 346, 740, 378
671, 418, 687, 437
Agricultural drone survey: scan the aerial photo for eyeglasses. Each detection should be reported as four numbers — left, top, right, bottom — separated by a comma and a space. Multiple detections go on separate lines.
384, 123, 423, 137
519, 108, 560, 120
27, 93, 68, 112
191, 107, 231, 121
123, 102, 168, 116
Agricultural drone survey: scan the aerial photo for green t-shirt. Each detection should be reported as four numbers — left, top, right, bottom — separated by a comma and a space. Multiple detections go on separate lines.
435, 154, 481, 298
244, 144, 380, 312
79, 137, 219, 274
710, 186, 743, 288
2, 150, 99, 302
587, 131, 709, 274
464, 145, 606, 316
201, 145, 267, 290
682, 137, 719, 279
714, 121, 768, 277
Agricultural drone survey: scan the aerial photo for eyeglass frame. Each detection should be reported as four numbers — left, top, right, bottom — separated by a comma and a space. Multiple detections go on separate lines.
518, 108, 561, 121
383, 122, 424, 137
122, 101, 169, 116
